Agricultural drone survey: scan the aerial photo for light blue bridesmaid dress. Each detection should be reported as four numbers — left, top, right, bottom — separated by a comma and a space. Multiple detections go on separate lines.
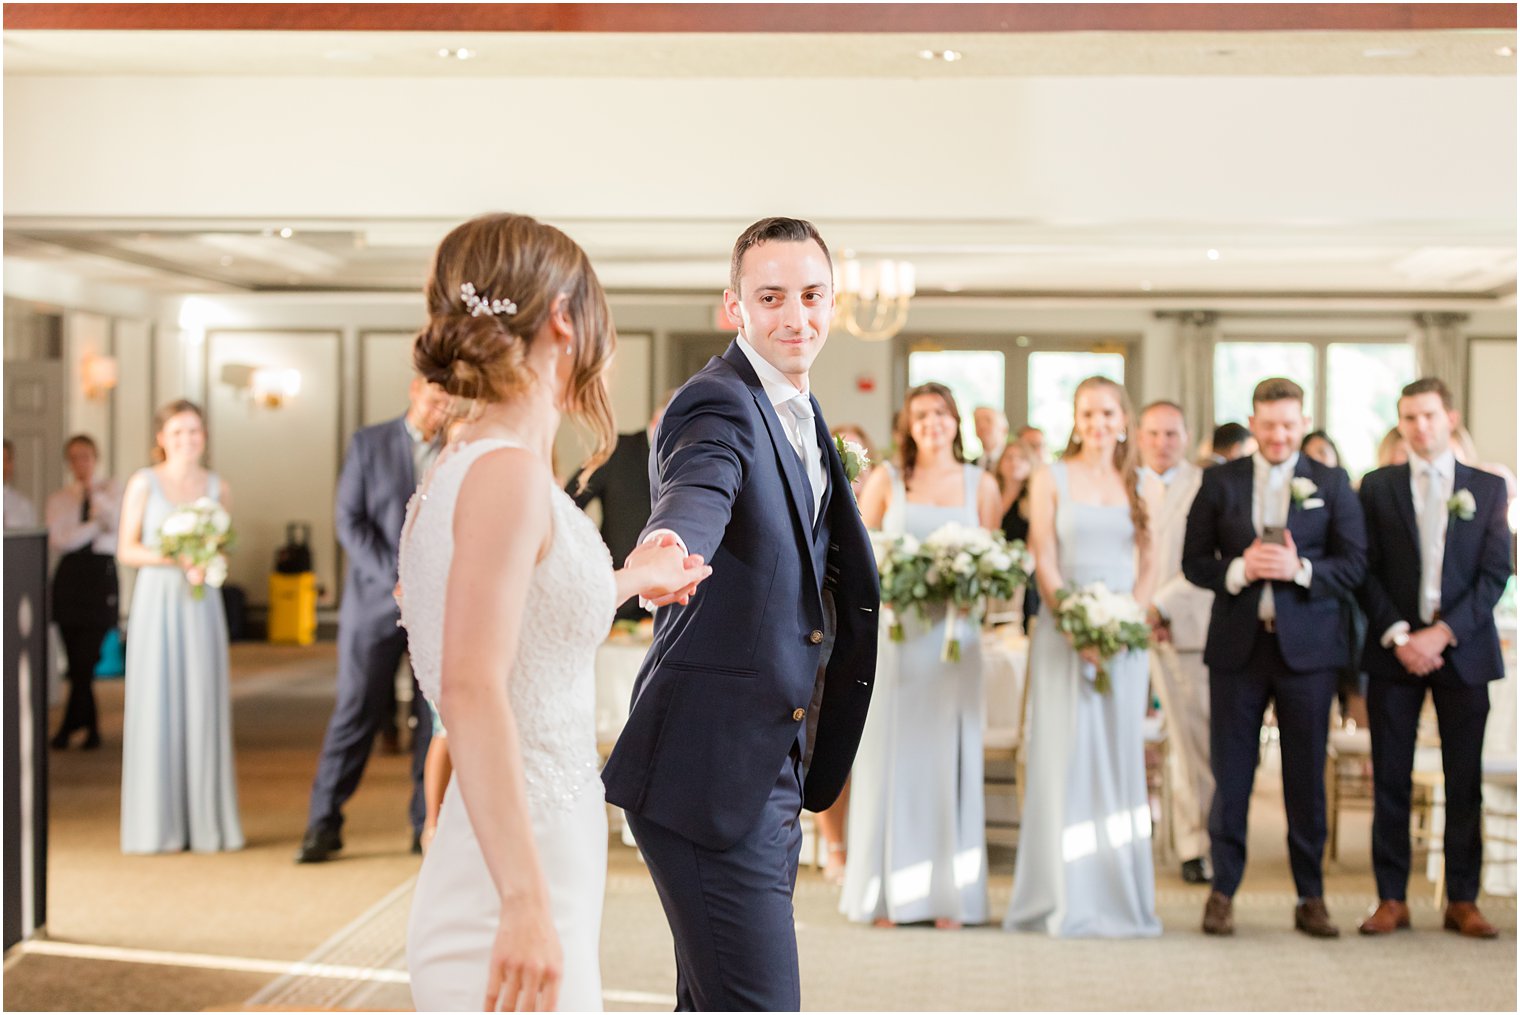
841, 462, 989, 925
1004, 461, 1160, 937
120, 468, 243, 853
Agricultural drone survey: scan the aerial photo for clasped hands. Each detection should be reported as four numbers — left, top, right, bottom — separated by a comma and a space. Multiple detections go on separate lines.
1241, 530, 1302, 584
1396, 624, 1453, 678
626, 532, 711, 607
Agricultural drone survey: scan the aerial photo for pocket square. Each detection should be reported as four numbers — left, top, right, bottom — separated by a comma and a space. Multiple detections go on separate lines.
1302, 498, 1324, 509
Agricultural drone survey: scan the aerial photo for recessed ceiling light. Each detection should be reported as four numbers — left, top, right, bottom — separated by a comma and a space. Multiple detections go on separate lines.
1206, 249, 1221, 261
1362, 47, 1418, 59
1498, 46, 1516, 58
918, 49, 962, 62
1015, 335, 1031, 348
438, 47, 475, 60
1139, 280, 1154, 291
278, 227, 295, 239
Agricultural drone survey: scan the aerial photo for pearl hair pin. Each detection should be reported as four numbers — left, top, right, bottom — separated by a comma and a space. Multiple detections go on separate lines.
460, 282, 518, 318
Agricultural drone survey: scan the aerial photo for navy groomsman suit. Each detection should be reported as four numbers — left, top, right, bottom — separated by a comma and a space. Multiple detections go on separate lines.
1358, 456, 1512, 907
1183, 451, 1366, 903
301, 415, 436, 858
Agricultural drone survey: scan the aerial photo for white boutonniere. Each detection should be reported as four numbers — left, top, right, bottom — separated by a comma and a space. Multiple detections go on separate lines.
1290, 477, 1320, 508
1448, 488, 1477, 522
835, 435, 871, 486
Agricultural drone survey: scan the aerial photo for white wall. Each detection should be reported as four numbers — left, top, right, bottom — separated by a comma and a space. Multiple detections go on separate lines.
6, 75, 1513, 224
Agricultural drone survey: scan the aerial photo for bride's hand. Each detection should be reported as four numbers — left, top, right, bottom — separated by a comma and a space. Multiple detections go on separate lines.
624, 541, 712, 604
485, 898, 562, 1012
1077, 645, 1103, 669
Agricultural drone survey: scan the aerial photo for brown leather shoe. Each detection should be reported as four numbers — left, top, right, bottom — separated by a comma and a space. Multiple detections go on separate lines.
1444, 901, 1499, 939
1201, 890, 1234, 936
1294, 897, 1341, 938
1358, 899, 1411, 935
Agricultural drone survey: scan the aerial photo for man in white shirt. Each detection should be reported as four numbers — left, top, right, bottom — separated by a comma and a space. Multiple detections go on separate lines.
1356, 377, 1511, 939
1183, 377, 1366, 938
603, 217, 878, 1011
1137, 401, 1215, 885
45, 434, 122, 749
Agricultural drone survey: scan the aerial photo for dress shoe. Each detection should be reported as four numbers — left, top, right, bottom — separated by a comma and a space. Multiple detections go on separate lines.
1443, 901, 1499, 939
1181, 857, 1211, 884
1358, 899, 1411, 935
80, 731, 101, 751
295, 824, 343, 863
1201, 891, 1234, 935
1294, 897, 1341, 938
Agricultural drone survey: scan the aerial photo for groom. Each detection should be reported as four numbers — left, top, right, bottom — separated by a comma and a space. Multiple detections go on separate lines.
603, 217, 879, 1011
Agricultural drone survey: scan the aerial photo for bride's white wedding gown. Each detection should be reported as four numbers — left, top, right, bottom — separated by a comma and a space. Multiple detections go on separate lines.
400, 438, 616, 1012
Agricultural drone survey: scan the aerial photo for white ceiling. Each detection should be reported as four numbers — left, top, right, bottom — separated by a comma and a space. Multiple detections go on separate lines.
3, 27, 1516, 303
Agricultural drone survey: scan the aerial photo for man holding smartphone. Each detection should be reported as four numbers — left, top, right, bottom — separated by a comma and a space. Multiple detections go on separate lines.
1182, 377, 1367, 938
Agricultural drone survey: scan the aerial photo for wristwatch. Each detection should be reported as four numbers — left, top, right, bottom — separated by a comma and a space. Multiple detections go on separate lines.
1392, 630, 1411, 648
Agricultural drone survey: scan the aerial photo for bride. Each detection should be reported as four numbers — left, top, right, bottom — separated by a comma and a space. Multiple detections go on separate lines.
400, 213, 710, 1012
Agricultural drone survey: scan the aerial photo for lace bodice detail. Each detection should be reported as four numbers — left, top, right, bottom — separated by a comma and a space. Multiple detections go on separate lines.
398, 438, 617, 817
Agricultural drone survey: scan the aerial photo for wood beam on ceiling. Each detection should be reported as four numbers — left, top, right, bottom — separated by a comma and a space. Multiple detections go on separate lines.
4, 3, 1515, 33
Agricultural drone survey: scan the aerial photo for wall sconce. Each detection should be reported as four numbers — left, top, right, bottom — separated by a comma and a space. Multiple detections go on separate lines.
250, 367, 302, 408
80, 351, 119, 400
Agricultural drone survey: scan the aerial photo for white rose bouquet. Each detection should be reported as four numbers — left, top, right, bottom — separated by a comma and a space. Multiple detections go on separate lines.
159, 496, 235, 601
875, 533, 936, 643
1053, 581, 1150, 694
921, 522, 1035, 662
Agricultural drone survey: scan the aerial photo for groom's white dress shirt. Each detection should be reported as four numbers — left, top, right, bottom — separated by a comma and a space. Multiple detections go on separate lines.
1224, 451, 1313, 623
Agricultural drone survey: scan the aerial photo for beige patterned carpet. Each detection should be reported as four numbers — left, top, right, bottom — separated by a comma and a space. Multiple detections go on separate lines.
4, 643, 1515, 1011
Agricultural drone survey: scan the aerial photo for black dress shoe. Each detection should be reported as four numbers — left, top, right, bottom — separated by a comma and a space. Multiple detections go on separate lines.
295, 825, 344, 863
1181, 858, 1211, 884
80, 731, 101, 751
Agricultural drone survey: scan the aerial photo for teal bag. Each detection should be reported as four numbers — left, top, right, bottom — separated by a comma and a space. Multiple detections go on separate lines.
94, 627, 125, 679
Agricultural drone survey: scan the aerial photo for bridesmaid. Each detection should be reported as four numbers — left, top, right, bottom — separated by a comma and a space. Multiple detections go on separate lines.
841, 382, 1001, 927
1004, 376, 1160, 937
117, 400, 243, 854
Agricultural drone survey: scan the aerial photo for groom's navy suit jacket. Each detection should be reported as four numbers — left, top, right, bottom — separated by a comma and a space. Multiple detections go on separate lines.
602, 341, 880, 850
1182, 454, 1366, 674
1357, 462, 1511, 686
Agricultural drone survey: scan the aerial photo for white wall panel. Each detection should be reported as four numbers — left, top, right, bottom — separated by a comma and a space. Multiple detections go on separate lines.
205, 329, 341, 607
360, 330, 417, 428
1468, 337, 1518, 474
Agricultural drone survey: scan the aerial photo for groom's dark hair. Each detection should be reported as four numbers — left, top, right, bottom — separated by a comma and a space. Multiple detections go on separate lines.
729, 217, 831, 295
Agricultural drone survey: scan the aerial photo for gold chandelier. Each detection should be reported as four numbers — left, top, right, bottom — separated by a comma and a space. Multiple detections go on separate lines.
835, 253, 916, 342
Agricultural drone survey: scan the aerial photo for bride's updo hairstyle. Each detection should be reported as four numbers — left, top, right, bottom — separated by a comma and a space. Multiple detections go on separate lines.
414, 212, 616, 475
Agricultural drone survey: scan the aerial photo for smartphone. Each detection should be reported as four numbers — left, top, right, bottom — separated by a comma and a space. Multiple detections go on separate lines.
1261, 525, 1287, 546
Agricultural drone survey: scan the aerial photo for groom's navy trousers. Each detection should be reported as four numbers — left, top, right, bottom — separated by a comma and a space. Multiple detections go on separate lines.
626, 751, 806, 1012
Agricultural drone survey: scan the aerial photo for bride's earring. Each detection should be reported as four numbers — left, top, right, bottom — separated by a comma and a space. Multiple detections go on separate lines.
1118, 432, 1128, 443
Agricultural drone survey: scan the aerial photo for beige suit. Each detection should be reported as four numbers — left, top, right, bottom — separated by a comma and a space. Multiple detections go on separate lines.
1146, 461, 1216, 863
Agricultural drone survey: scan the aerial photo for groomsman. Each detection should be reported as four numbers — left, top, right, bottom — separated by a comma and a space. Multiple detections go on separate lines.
1137, 402, 1216, 885
1356, 378, 1511, 939
1183, 377, 1366, 937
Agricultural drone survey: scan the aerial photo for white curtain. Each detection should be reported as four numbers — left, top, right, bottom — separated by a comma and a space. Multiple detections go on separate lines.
1174, 311, 1220, 437
1409, 312, 1469, 414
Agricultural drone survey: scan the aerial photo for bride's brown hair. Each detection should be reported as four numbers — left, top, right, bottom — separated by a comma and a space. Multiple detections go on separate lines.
413, 213, 616, 477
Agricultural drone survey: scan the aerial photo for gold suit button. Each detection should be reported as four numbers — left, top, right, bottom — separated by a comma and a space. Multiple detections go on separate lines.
809, 630, 824, 644
792, 708, 807, 722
